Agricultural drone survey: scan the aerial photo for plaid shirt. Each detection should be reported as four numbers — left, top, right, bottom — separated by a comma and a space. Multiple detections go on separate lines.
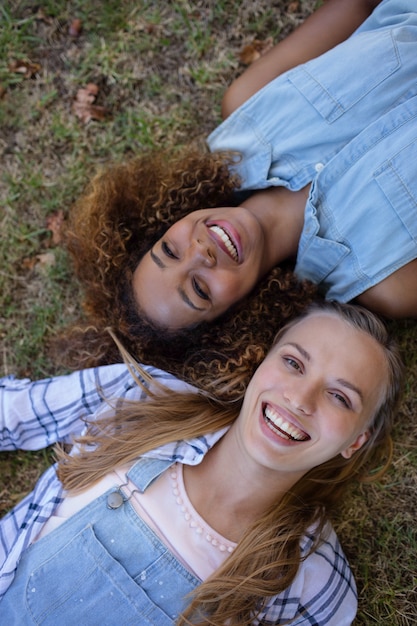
0, 364, 357, 623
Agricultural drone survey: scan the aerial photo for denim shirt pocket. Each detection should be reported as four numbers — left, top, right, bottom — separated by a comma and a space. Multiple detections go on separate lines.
374, 139, 417, 241
287, 29, 400, 123
295, 198, 350, 284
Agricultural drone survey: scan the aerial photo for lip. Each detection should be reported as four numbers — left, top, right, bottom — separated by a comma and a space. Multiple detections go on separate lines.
261, 402, 310, 444
206, 219, 242, 262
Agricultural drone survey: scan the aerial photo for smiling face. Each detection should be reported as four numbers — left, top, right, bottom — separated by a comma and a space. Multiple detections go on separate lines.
233, 312, 389, 480
132, 206, 269, 329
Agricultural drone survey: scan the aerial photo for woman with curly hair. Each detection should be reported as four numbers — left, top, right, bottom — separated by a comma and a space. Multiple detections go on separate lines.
0, 302, 405, 624
134, 0, 417, 327
61, 0, 417, 376
61, 147, 317, 392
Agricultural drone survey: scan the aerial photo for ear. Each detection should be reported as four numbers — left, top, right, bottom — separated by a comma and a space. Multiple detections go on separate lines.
341, 430, 370, 459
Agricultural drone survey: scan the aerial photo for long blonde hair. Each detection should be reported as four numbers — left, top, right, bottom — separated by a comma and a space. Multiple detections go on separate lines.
56, 302, 404, 625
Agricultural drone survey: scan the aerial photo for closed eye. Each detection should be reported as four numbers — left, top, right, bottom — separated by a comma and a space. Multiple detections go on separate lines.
162, 241, 178, 259
192, 277, 209, 301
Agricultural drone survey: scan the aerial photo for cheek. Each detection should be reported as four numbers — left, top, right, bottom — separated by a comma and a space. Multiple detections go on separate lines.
212, 269, 256, 301
323, 415, 365, 450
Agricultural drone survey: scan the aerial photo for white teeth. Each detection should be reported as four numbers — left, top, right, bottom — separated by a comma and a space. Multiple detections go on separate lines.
209, 225, 238, 261
264, 406, 308, 441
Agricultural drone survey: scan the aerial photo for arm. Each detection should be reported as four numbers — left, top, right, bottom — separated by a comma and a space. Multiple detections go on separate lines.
0, 364, 139, 451
356, 258, 417, 319
222, 0, 382, 118
0, 363, 195, 451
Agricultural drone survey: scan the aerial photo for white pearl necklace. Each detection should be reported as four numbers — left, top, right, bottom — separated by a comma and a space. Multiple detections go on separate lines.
169, 464, 235, 554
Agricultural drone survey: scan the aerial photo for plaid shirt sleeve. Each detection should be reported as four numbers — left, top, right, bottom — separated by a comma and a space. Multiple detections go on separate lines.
258, 525, 357, 625
0, 363, 193, 451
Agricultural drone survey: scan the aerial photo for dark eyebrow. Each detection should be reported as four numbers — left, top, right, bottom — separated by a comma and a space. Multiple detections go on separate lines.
286, 342, 310, 361
150, 248, 166, 269
286, 342, 364, 401
178, 287, 205, 311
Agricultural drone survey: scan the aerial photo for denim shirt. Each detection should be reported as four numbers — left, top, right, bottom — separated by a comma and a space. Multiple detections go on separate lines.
207, 0, 417, 301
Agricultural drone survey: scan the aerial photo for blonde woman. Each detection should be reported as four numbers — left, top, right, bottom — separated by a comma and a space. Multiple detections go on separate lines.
0, 302, 404, 625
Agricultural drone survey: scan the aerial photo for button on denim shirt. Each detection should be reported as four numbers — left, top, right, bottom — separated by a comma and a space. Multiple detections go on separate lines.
208, 0, 417, 301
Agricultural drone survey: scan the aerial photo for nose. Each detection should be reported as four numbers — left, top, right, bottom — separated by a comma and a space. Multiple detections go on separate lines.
284, 380, 316, 416
188, 238, 216, 267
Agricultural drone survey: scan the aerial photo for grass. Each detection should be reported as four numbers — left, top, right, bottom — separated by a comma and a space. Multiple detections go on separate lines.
0, 1, 416, 624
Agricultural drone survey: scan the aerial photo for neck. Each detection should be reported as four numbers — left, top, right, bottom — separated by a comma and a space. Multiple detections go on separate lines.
183, 430, 302, 542
242, 184, 310, 273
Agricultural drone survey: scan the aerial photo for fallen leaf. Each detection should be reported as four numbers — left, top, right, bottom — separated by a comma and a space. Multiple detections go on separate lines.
85, 82, 99, 96
144, 22, 157, 34
74, 87, 95, 106
21, 252, 56, 272
84, 104, 108, 121
36, 252, 56, 270
287, 1, 301, 13
8, 59, 41, 78
132, 17, 160, 35
0, 85, 6, 100
72, 83, 108, 123
69, 18, 82, 38
21, 257, 38, 271
76, 83, 99, 104
35, 7, 54, 24
45, 209, 65, 245
72, 101, 108, 123
238, 38, 274, 65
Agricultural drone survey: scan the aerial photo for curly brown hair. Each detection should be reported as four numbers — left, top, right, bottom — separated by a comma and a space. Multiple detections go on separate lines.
55, 147, 319, 398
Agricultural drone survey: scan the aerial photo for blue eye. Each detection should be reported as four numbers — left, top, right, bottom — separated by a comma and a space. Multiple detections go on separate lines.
192, 277, 209, 300
162, 241, 177, 259
284, 357, 302, 371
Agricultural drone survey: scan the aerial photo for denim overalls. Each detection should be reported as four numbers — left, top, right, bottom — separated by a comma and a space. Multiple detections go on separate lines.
0, 458, 200, 625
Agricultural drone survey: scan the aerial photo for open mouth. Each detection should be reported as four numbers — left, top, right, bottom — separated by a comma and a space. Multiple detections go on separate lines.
263, 404, 310, 442
208, 224, 239, 262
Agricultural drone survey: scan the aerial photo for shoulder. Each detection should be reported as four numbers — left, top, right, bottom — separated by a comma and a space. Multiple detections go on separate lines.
261, 523, 357, 625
